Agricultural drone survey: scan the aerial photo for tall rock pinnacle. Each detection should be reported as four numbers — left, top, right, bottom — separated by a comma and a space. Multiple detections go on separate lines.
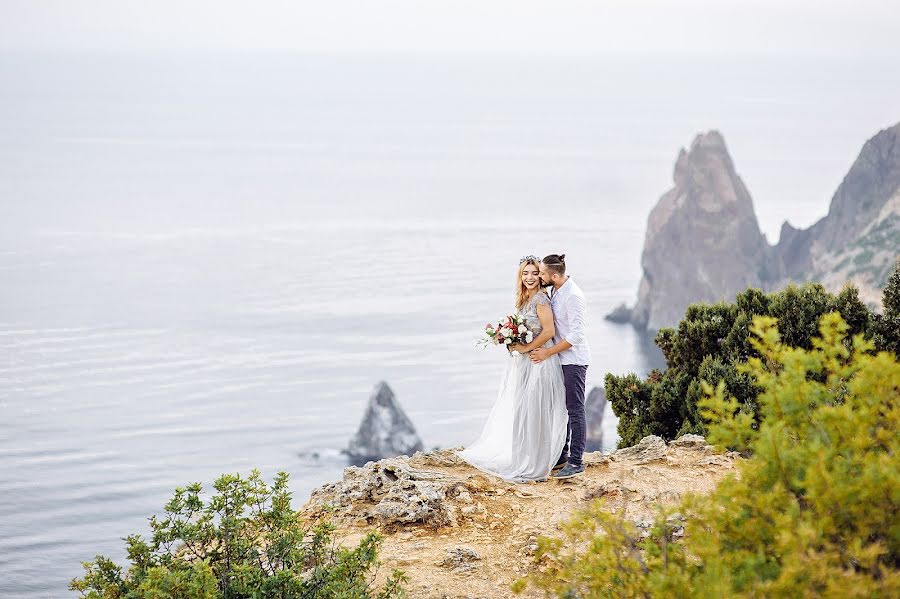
629, 131, 778, 331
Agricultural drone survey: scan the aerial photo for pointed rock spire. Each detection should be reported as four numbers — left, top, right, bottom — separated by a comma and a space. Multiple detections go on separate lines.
345, 382, 424, 465
625, 130, 780, 331
584, 386, 608, 452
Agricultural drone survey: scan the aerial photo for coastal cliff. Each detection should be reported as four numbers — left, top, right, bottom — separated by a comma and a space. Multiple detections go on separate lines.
613, 121, 900, 331
300, 435, 739, 598
775, 123, 900, 306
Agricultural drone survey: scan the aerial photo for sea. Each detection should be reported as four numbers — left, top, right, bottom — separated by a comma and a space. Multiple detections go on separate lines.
1, 51, 898, 596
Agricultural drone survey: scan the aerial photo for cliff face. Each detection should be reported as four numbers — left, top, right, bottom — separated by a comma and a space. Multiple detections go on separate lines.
629, 132, 779, 332
617, 122, 900, 331
776, 123, 900, 307
301, 435, 738, 598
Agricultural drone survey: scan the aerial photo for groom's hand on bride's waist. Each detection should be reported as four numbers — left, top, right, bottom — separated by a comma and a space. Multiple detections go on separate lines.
529, 348, 551, 363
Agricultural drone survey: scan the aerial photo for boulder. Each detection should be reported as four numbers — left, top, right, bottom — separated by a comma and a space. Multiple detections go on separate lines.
345, 381, 424, 465
308, 455, 465, 528
613, 435, 667, 464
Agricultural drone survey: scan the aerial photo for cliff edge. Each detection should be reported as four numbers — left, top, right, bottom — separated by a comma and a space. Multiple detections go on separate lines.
300, 435, 739, 598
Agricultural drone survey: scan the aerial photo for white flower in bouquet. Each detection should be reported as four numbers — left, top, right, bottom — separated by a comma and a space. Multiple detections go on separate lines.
477, 314, 534, 352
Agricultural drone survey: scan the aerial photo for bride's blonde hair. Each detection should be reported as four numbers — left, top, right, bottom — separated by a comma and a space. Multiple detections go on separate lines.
515, 257, 540, 311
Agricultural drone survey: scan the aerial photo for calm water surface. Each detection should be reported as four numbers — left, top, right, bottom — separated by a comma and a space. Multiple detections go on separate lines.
2, 51, 898, 596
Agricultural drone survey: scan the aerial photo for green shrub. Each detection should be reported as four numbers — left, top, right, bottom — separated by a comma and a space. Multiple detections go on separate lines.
518, 313, 900, 597
607, 282, 875, 448
70, 471, 406, 598
874, 258, 900, 356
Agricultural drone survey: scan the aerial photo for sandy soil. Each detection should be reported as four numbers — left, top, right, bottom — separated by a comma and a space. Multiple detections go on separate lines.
301, 437, 739, 598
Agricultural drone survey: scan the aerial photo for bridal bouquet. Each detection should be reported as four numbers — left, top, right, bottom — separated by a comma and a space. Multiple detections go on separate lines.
479, 314, 534, 354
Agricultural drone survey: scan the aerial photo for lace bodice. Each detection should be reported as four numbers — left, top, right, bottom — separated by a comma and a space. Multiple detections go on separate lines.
518, 290, 551, 336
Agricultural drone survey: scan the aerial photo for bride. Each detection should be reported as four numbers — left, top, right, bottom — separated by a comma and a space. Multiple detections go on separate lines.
458, 255, 569, 482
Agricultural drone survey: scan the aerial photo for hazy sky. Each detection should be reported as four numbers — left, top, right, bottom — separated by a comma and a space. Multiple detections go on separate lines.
2, 0, 899, 56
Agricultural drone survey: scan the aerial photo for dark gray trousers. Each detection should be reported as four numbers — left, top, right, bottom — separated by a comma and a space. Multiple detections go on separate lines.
558, 364, 588, 467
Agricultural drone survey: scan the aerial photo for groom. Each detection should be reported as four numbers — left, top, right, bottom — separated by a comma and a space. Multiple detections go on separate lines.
531, 253, 591, 479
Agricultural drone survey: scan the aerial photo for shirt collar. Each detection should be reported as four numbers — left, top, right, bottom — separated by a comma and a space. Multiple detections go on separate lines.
553, 277, 572, 299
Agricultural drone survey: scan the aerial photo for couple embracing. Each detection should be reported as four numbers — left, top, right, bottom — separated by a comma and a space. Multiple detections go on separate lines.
459, 254, 591, 483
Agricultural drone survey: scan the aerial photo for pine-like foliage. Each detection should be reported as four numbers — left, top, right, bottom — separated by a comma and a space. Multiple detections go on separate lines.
873, 258, 900, 356
517, 313, 899, 598
70, 471, 406, 598
606, 282, 877, 448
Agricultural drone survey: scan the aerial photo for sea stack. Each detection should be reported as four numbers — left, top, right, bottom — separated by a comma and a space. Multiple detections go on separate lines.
345, 382, 424, 465
611, 123, 900, 331
584, 386, 608, 452
626, 131, 779, 332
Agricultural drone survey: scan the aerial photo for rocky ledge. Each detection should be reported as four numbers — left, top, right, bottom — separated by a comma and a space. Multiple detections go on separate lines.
301, 435, 740, 598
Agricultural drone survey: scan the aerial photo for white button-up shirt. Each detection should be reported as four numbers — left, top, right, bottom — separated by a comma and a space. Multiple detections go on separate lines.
550, 277, 591, 366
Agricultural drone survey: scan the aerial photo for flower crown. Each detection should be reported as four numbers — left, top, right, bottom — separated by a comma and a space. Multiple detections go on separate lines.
519, 255, 540, 265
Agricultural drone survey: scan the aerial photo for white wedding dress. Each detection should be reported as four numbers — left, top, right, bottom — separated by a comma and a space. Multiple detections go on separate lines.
459, 290, 569, 482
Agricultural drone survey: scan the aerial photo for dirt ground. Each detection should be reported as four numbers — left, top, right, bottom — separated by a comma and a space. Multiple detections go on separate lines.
302, 436, 739, 598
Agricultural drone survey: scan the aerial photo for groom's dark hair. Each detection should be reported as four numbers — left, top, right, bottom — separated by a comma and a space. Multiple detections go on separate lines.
542, 253, 566, 276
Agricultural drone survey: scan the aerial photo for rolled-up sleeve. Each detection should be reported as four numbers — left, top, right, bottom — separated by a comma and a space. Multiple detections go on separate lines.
564, 294, 586, 346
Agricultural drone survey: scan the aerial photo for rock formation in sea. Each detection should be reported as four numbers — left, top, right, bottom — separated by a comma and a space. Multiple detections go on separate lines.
584, 385, 608, 452
345, 381, 424, 466
302, 434, 738, 598
623, 131, 781, 332
610, 121, 900, 331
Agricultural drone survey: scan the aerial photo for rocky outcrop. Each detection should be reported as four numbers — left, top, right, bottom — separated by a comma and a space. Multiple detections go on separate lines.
604, 303, 633, 324
775, 123, 900, 307
584, 386, 608, 452
625, 131, 780, 332
302, 435, 739, 598
344, 382, 424, 465
613, 434, 668, 464
613, 122, 900, 330
309, 455, 465, 528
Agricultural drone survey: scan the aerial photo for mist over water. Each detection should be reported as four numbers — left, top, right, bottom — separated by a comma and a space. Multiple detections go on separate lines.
1, 51, 898, 595
3, 51, 898, 236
